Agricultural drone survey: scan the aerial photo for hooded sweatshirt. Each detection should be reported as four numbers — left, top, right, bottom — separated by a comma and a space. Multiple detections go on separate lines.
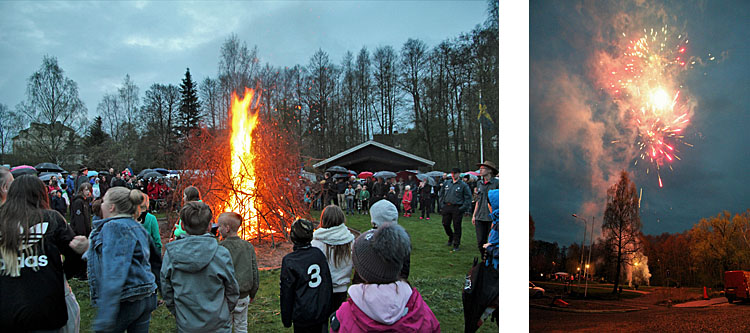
331, 281, 440, 332
311, 224, 355, 293
161, 234, 240, 333
485, 189, 499, 269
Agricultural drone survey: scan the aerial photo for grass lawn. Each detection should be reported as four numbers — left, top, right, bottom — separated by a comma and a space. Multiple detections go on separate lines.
71, 210, 497, 332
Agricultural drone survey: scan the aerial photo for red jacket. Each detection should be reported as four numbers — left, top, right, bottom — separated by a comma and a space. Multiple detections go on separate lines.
147, 183, 159, 200
331, 287, 440, 332
402, 191, 412, 204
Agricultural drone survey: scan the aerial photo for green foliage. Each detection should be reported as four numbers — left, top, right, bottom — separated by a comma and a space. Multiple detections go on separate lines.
688, 211, 750, 286
179, 68, 201, 136
84, 116, 109, 147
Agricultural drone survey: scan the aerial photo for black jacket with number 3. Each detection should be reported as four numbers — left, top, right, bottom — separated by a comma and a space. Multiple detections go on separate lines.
280, 244, 333, 328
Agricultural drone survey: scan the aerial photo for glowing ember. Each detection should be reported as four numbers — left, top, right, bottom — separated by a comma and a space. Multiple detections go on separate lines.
227, 88, 262, 239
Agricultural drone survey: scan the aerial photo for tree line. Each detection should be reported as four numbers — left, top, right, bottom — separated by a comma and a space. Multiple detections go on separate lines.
1, 1, 498, 172
531, 209, 750, 289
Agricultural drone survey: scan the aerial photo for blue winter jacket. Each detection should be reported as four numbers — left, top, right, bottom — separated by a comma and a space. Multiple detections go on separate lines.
485, 189, 499, 269
86, 215, 157, 331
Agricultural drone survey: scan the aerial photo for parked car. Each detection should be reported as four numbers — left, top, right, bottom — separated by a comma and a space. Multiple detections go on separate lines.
529, 281, 545, 298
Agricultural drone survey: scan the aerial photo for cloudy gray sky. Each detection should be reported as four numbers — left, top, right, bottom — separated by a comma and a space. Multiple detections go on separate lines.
0, 1, 487, 118
531, 0, 750, 246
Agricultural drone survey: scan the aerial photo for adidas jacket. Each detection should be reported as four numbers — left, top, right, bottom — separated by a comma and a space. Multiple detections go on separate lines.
0, 210, 79, 331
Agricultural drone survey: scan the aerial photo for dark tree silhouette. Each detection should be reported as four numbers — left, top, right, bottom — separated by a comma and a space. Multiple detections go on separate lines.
179, 68, 201, 137
602, 170, 642, 294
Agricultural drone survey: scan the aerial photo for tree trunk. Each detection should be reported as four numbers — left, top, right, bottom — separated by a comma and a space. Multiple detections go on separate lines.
613, 238, 622, 294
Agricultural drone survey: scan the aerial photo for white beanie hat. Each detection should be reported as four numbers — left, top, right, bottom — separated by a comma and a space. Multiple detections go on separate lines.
370, 199, 398, 227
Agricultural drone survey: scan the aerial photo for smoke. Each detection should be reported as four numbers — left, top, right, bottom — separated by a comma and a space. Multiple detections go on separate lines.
626, 251, 652, 287
531, 0, 703, 241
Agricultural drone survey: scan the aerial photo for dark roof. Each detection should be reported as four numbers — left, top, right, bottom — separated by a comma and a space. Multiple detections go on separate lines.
313, 140, 435, 172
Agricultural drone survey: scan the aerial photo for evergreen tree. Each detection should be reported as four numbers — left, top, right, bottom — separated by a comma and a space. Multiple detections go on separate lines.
179, 68, 201, 136
84, 116, 109, 147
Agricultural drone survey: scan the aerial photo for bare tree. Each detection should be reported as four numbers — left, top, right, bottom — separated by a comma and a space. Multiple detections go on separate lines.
200, 77, 221, 129
141, 83, 181, 167
119, 74, 140, 130
355, 47, 373, 141
304, 49, 338, 157
18, 55, 88, 164
97, 93, 122, 141
341, 51, 357, 145
0, 103, 25, 163
372, 46, 400, 136
602, 170, 642, 294
399, 38, 432, 159
218, 33, 260, 111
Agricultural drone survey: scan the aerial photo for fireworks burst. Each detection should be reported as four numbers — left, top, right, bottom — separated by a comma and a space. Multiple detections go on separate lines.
602, 26, 699, 188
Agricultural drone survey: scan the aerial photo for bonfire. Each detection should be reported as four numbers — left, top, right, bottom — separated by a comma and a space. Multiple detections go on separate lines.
174, 88, 310, 245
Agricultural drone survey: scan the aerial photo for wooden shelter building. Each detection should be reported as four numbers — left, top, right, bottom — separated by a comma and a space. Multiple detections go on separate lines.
313, 140, 435, 172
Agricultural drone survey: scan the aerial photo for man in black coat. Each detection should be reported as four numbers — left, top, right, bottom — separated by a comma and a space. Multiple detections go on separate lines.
439, 168, 473, 252
371, 177, 386, 203
73, 166, 89, 195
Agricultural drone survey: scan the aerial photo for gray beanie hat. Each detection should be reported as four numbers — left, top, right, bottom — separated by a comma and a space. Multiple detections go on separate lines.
369, 199, 398, 227
352, 223, 411, 284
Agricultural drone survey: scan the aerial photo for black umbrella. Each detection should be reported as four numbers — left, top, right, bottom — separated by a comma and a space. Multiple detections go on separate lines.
425, 171, 445, 178
333, 173, 349, 179
142, 171, 164, 179
34, 162, 64, 172
373, 171, 397, 179
416, 173, 437, 186
39, 172, 63, 182
98, 170, 110, 176
137, 169, 155, 177
154, 168, 169, 175
326, 165, 348, 174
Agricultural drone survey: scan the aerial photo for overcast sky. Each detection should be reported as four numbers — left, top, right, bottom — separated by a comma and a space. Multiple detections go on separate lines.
0, 1, 487, 118
531, 0, 750, 246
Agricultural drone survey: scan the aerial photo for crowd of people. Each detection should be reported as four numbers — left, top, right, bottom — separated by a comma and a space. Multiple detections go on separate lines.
38, 166, 176, 221
310, 161, 499, 254
0, 159, 499, 332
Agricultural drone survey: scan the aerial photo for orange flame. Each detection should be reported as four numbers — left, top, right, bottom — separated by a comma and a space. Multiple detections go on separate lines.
227, 88, 262, 240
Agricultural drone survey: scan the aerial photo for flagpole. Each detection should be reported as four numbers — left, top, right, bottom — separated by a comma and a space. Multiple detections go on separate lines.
479, 90, 484, 163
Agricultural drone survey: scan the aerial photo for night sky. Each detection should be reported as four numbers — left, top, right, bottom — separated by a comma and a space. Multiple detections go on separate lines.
0, 1, 486, 118
530, 1, 750, 246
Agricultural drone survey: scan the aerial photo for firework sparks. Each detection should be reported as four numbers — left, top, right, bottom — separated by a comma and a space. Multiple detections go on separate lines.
602, 26, 696, 188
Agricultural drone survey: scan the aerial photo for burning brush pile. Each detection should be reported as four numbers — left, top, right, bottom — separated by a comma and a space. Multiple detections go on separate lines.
176, 88, 310, 245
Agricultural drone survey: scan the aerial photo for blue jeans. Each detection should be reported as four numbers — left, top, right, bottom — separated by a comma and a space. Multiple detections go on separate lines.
97, 293, 156, 333
346, 197, 355, 214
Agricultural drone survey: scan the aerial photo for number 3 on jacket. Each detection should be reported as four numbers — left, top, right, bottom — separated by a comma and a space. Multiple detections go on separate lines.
308, 264, 321, 288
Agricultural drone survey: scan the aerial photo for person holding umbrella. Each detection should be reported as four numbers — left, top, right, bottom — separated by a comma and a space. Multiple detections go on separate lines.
439, 168, 472, 252
472, 161, 499, 256
419, 181, 432, 220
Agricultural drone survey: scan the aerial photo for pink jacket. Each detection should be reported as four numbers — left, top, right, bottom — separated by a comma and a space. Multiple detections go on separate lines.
402, 191, 412, 204
331, 286, 440, 332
